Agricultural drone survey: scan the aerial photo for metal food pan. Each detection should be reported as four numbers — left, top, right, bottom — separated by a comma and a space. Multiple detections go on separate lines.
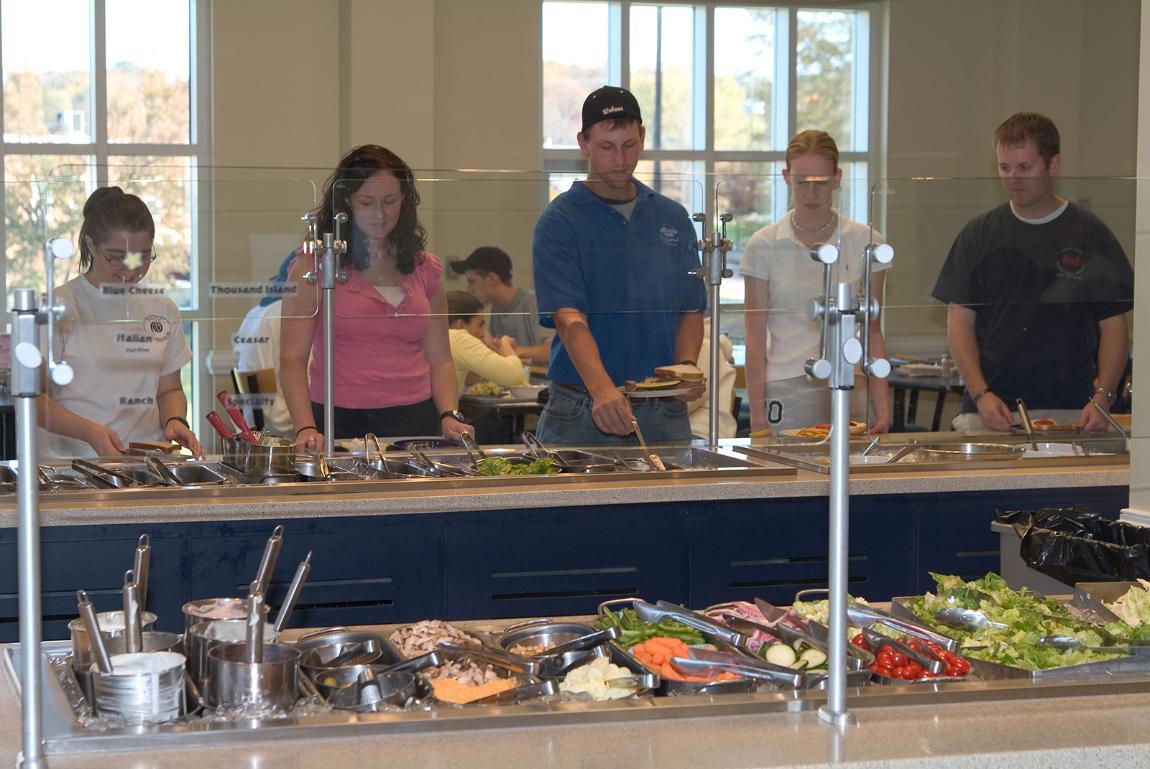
890, 597, 1150, 680
598, 598, 760, 695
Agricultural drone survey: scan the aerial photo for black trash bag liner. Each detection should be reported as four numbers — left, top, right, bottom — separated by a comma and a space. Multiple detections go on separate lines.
994, 506, 1150, 586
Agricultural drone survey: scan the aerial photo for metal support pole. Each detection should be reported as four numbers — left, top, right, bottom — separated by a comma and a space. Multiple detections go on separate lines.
320, 233, 337, 458
11, 288, 47, 769
694, 198, 733, 447
806, 242, 893, 728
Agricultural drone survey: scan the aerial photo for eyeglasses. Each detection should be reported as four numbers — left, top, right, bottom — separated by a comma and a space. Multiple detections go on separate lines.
92, 242, 159, 270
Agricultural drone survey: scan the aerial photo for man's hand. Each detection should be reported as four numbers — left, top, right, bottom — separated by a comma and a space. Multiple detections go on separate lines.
590, 388, 635, 435
85, 423, 126, 457
673, 380, 707, 403
975, 392, 1014, 432
869, 401, 891, 435
1074, 398, 1112, 432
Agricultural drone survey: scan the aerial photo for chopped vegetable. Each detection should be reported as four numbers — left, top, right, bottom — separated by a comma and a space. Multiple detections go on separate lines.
595, 607, 706, 648
763, 643, 797, 668
905, 572, 1129, 671
630, 636, 737, 682
475, 456, 555, 476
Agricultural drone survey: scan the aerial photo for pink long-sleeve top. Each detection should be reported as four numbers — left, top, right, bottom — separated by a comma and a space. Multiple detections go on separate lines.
307, 251, 442, 409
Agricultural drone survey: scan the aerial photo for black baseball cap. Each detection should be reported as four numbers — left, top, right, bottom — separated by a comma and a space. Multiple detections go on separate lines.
581, 86, 643, 135
449, 246, 513, 282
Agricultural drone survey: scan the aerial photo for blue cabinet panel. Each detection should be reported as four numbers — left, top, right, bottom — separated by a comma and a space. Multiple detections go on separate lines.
0, 527, 183, 642
446, 505, 686, 619
687, 497, 916, 608
187, 521, 441, 629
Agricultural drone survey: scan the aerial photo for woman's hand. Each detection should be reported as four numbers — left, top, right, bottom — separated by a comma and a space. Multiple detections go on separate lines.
295, 426, 325, 452
164, 420, 204, 458
440, 416, 473, 442
85, 423, 126, 457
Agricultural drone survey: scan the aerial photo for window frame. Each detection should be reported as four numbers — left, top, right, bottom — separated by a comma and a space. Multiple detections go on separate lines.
541, 0, 885, 227
0, 0, 212, 426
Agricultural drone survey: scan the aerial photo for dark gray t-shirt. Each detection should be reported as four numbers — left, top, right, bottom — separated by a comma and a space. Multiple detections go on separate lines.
489, 288, 553, 347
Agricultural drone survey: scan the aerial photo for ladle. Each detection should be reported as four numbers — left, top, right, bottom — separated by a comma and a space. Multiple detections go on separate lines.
274, 551, 312, 633
77, 589, 113, 674
122, 569, 142, 654
252, 525, 285, 596
133, 534, 151, 612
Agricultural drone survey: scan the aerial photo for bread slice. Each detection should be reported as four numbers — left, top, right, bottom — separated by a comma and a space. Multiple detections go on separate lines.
654, 363, 704, 382
630, 376, 683, 390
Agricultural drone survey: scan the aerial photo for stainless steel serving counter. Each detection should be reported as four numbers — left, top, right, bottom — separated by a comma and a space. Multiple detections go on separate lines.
4, 618, 1150, 769
0, 434, 1131, 528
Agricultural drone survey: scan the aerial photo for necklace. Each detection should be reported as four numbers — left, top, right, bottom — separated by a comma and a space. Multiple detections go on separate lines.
790, 211, 837, 234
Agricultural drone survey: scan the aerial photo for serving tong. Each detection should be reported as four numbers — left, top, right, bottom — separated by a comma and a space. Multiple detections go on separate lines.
847, 601, 957, 652
406, 445, 476, 477
718, 599, 873, 667
630, 419, 666, 471
669, 647, 804, 687
1016, 399, 1040, 452
932, 606, 1006, 632
861, 625, 946, 675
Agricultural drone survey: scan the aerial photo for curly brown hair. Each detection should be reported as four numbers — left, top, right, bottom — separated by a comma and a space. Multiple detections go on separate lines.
313, 145, 428, 274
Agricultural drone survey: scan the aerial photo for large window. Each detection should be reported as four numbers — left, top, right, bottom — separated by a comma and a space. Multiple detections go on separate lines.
1, 0, 208, 308
542, 1, 878, 301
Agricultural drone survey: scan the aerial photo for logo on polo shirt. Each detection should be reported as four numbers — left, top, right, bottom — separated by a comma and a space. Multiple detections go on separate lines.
1056, 247, 1085, 279
143, 314, 173, 342
659, 225, 679, 247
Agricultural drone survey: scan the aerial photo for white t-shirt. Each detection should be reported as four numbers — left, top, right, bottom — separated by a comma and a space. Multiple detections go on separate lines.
39, 275, 192, 460
740, 213, 888, 381
232, 302, 292, 436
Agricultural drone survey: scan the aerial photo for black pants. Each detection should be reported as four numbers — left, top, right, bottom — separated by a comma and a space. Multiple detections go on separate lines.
311, 399, 440, 440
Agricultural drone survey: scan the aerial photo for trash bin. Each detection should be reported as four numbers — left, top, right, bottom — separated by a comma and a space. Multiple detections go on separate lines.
994, 506, 1150, 588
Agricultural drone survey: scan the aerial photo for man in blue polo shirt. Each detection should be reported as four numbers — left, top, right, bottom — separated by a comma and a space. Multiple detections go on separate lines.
532, 85, 706, 445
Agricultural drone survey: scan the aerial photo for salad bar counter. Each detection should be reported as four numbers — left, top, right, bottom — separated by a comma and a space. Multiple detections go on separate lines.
11, 565, 1150, 756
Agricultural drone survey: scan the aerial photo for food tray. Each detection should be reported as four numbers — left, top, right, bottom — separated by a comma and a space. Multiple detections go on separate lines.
598, 598, 761, 696
890, 597, 1150, 680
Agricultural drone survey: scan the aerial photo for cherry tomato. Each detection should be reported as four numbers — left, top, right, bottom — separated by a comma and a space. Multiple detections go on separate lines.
888, 651, 908, 667
851, 633, 869, 650
904, 662, 925, 679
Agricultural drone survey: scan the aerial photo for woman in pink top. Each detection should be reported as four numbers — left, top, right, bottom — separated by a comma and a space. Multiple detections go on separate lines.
281, 145, 471, 449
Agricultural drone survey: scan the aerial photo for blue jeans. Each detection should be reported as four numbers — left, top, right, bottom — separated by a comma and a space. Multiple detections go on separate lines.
536, 385, 693, 446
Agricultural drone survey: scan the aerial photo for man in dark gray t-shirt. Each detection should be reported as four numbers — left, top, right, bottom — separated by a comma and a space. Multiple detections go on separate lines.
450, 246, 554, 366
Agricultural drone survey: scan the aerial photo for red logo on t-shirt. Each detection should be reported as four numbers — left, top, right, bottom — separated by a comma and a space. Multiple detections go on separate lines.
1057, 247, 1085, 277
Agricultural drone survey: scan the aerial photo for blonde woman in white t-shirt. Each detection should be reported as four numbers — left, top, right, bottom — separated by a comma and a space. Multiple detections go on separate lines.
38, 187, 202, 459
741, 131, 891, 436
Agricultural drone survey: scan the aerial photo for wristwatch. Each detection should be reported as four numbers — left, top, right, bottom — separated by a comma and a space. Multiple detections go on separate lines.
439, 410, 468, 423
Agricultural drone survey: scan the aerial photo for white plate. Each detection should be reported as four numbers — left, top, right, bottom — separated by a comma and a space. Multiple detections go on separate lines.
621, 384, 704, 399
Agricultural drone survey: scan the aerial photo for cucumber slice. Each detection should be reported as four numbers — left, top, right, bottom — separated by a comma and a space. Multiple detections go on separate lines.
764, 643, 798, 668
792, 639, 805, 652
799, 648, 827, 669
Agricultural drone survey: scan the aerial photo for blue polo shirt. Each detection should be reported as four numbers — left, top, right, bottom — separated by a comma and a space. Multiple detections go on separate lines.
532, 179, 707, 386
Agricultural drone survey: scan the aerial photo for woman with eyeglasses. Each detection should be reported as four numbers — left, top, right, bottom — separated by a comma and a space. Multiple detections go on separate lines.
38, 186, 202, 459
740, 130, 892, 437
280, 145, 471, 449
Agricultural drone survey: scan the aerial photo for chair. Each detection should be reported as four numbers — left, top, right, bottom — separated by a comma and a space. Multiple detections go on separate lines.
231, 368, 278, 432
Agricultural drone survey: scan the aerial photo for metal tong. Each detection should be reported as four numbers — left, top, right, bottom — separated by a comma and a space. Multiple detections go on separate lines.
77, 589, 113, 674
644, 600, 747, 648
217, 390, 258, 444
1016, 398, 1040, 451
274, 551, 312, 633
861, 625, 946, 674
406, 445, 476, 477
253, 525, 285, 597
847, 601, 957, 652
459, 431, 488, 464
70, 458, 140, 489
535, 625, 621, 658
436, 642, 541, 677
932, 606, 1006, 632
630, 419, 665, 471
670, 648, 803, 687
364, 432, 388, 462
